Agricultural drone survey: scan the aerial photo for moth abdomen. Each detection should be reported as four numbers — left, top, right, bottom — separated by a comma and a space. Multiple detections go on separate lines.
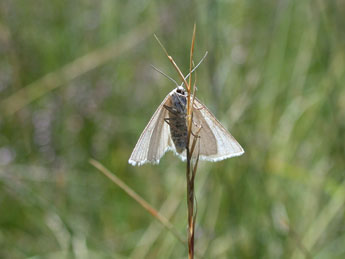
165, 90, 188, 154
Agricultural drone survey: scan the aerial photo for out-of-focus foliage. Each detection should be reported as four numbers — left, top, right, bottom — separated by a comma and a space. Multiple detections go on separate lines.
0, 0, 344, 258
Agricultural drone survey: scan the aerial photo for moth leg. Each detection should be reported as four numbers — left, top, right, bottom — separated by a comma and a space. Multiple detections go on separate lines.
163, 117, 177, 128
193, 105, 204, 111
191, 115, 201, 128
164, 118, 181, 130
184, 114, 201, 138
191, 129, 202, 138
191, 123, 202, 138
163, 104, 179, 115
166, 119, 182, 132
164, 118, 171, 126
164, 105, 185, 120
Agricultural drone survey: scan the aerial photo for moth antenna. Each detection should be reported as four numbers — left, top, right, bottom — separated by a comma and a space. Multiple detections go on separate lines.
151, 65, 179, 87
182, 51, 208, 85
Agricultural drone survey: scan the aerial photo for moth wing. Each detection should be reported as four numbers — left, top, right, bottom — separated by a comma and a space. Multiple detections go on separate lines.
190, 97, 244, 161
128, 94, 173, 166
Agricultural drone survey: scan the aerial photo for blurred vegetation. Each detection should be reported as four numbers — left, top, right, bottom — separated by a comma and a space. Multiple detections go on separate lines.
0, 0, 344, 258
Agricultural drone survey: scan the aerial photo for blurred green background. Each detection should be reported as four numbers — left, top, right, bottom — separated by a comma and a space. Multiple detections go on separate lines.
1, 0, 344, 258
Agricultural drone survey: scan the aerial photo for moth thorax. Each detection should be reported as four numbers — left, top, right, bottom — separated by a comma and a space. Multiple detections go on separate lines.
168, 92, 188, 153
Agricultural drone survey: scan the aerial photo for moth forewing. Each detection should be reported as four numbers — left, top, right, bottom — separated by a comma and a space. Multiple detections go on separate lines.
191, 98, 244, 161
128, 93, 173, 166
191, 105, 217, 156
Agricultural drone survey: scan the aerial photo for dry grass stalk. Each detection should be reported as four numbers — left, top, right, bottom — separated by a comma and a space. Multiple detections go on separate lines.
89, 159, 185, 245
155, 24, 200, 259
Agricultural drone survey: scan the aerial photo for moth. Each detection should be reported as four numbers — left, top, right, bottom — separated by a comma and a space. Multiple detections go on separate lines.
128, 83, 244, 166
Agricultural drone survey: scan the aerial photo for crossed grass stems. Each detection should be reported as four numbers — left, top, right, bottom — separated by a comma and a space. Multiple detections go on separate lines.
92, 26, 203, 259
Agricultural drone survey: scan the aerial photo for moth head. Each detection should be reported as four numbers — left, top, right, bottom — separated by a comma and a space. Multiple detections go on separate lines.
176, 86, 186, 96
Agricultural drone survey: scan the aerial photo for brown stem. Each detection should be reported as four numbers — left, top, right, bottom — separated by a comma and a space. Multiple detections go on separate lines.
186, 24, 197, 259
186, 147, 194, 259
155, 26, 198, 259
